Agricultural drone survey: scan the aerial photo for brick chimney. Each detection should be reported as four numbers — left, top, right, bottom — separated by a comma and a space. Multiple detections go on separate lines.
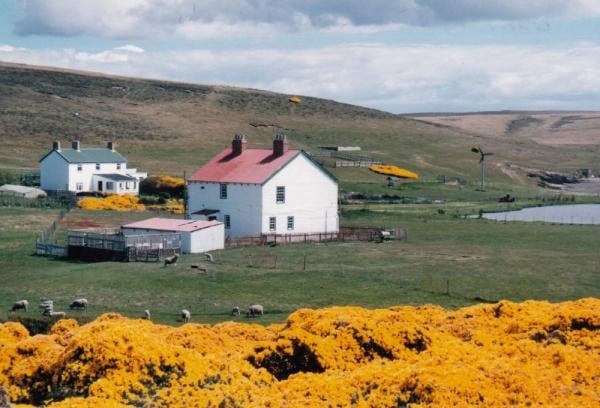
107, 141, 115, 151
231, 134, 247, 156
72, 140, 80, 151
52, 140, 61, 151
273, 132, 288, 157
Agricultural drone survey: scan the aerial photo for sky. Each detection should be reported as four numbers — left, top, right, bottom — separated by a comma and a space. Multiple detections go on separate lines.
1, 0, 600, 113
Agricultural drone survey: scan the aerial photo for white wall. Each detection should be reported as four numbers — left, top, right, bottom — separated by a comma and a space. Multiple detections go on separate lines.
40, 152, 69, 191
188, 224, 225, 253
262, 154, 338, 234
187, 182, 262, 237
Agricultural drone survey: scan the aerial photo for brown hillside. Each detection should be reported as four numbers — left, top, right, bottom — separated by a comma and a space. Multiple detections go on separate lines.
1, 61, 599, 186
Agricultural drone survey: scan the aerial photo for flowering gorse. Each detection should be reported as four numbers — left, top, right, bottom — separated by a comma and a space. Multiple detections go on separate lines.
0, 299, 598, 406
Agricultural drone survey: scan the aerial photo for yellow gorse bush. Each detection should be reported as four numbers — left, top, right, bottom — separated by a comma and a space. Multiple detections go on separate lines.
154, 175, 185, 190
77, 194, 145, 211
0, 299, 598, 407
369, 164, 419, 179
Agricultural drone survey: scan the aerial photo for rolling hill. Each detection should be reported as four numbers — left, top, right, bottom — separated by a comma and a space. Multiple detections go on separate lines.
1, 61, 599, 193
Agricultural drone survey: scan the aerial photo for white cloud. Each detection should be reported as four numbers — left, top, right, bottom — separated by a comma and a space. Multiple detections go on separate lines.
114, 45, 145, 53
1, 42, 600, 112
14, 0, 600, 39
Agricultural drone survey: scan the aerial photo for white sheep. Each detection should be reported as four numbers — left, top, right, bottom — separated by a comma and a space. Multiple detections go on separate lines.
231, 306, 241, 316
69, 298, 88, 310
142, 309, 151, 320
246, 304, 264, 318
181, 309, 191, 323
10, 300, 29, 312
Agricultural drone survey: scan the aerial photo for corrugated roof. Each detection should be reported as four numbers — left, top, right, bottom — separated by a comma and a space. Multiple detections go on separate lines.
122, 217, 222, 232
40, 148, 127, 163
95, 173, 137, 181
189, 148, 300, 184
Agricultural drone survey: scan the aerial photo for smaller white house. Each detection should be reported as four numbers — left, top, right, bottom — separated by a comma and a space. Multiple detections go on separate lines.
39, 140, 147, 195
121, 217, 224, 254
0, 184, 47, 198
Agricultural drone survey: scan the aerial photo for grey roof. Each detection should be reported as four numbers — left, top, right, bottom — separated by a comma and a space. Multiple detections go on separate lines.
40, 148, 127, 163
95, 173, 137, 181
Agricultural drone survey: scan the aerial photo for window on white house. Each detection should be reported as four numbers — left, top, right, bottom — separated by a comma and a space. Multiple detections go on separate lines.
125, 182, 130, 189
269, 217, 276, 231
224, 215, 231, 229
106, 182, 114, 190
119, 182, 123, 189
77, 164, 82, 171
287, 216, 294, 230
133, 181, 137, 189
116, 163, 121, 170
276, 186, 285, 203
220, 183, 227, 199
95, 163, 101, 170
76, 182, 83, 191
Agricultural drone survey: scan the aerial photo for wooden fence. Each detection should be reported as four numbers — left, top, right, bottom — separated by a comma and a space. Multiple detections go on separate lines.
67, 230, 181, 262
35, 241, 68, 257
335, 159, 383, 168
225, 227, 406, 248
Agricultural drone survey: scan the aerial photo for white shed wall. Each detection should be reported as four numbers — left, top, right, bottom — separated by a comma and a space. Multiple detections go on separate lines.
187, 224, 225, 253
262, 154, 338, 235
187, 182, 262, 237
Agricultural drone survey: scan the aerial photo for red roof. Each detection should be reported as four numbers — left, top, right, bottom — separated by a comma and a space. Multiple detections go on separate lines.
189, 148, 300, 184
122, 218, 222, 232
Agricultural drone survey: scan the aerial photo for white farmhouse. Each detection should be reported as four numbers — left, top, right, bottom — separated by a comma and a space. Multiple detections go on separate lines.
187, 134, 338, 238
39, 140, 146, 195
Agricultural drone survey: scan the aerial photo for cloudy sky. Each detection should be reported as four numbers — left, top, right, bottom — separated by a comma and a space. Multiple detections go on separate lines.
1, 0, 600, 113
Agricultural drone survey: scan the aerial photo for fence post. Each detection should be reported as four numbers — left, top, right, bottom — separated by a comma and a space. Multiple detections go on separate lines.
303, 255, 307, 271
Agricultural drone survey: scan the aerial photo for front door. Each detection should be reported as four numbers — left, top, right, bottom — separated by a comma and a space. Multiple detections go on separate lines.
97, 181, 103, 191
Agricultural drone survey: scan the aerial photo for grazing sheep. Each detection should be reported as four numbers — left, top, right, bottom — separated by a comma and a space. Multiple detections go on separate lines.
40, 300, 54, 316
49, 311, 66, 318
246, 304, 264, 318
231, 306, 240, 316
10, 300, 29, 312
69, 298, 88, 310
205, 253, 214, 263
164, 254, 179, 267
142, 309, 151, 320
181, 309, 191, 323
39, 300, 53, 310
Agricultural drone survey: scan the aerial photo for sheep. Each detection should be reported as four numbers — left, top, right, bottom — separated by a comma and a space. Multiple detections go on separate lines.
181, 309, 191, 323
142, 309, 151, 320
231, 306, 240, 316
246, 304, 264, 318
69, 298, 88, 310
164, 254, 179, 267
10, 300, 29, 312
48, 311, 66, 318
39, 300, 53, 310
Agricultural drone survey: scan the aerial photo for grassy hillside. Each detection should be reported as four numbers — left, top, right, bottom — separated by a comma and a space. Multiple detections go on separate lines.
2, 61, 600, 196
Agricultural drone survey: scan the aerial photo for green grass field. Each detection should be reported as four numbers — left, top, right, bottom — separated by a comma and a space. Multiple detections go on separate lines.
1, 202, 598, 327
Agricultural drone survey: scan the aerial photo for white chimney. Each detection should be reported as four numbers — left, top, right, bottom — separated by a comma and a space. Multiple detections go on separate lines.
72, 140, 81, 151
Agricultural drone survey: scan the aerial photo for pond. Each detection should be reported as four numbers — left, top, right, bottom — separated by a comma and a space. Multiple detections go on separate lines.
481, 204, 600, 224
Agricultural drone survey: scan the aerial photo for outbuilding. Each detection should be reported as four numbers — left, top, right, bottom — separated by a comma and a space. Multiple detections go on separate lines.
0, 184, 47, 198
121, 218, 224, 254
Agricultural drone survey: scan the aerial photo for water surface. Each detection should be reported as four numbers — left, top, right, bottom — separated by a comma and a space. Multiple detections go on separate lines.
481, 204, 600, 224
